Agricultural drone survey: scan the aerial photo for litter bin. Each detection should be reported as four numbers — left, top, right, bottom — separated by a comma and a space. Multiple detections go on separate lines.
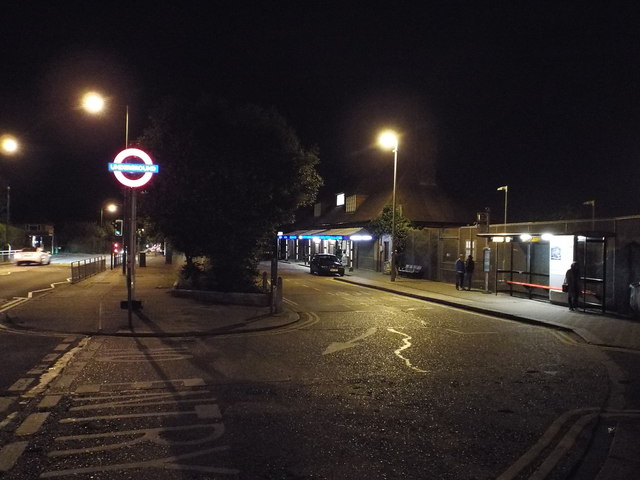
139, 252, 146, 267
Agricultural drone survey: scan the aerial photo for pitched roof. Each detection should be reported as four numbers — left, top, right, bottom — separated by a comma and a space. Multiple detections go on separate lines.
292, 180, 469, 230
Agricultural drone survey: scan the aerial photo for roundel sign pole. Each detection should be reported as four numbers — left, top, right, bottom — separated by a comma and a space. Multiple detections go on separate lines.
108, 148, 159, 325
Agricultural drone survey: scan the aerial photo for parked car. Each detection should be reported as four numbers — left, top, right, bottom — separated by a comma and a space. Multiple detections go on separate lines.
310, 253, 345, 276
15, 247, 51, 266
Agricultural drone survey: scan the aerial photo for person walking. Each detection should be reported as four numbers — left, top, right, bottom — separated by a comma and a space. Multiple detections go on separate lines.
455, 254, 465, 290
565, 261, 581, 311
464, 255, 475, 291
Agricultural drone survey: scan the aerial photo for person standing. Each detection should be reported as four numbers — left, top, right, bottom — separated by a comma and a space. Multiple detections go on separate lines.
391, 249, 399, 281
565, 261, 581, 311
464, 255, 475, 291
455, 254, 465, 290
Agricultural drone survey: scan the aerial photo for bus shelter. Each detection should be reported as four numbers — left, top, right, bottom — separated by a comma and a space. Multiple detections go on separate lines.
479, 231, 613, 313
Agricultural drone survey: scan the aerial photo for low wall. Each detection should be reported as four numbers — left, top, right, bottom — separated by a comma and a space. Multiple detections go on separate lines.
171, 288, 270, 307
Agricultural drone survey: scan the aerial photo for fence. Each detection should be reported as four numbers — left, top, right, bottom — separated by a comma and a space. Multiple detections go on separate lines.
71, 256, 107, 283
0, 250, 14, 264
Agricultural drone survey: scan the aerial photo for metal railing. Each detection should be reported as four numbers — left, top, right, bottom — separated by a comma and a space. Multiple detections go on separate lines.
0, 249, 15, 264
111, 253, 124, 269
71, 256, 107, 283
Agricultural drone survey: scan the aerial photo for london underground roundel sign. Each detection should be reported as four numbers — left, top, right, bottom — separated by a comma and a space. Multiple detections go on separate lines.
108, 148, 159, 188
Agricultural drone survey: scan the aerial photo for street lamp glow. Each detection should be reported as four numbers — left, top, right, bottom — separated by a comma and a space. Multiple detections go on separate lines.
0, 135, 19, 155
497, 185, 509, 232
105, 203, 118, 213
377, 129, 400, 282
378, 130, 398, 151
81, 91, 105, 114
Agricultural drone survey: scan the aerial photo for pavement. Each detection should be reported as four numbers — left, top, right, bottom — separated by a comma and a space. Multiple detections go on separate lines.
338, 269, 640, 351
2, 254, 640, 351
1, 253, 298, 337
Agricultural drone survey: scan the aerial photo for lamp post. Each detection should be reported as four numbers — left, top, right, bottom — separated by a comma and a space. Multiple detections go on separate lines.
378, 130, 399, 282
1, 135, 18, 250
497, 185, 508, 232
82, 91, 137, 326
81, 92, 129, 146
100, 202, 118, 226
583, 199, 596, 230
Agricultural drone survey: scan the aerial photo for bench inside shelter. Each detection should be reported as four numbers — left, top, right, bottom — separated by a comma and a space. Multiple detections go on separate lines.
505, 280, 598, 299
398, 264, 424, 278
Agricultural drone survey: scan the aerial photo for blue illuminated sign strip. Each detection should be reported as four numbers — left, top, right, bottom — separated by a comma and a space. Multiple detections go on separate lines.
299, 235, 344, 240
109, 163, 159, 173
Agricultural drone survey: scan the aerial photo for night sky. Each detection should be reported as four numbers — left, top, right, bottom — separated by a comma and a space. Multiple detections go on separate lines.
2, 3, 640, 225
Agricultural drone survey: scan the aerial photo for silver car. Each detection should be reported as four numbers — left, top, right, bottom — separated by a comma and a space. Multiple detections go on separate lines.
15, 247, 52, 266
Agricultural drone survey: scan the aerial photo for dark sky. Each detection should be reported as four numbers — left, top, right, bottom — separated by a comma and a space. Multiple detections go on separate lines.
2, 2, 640, 225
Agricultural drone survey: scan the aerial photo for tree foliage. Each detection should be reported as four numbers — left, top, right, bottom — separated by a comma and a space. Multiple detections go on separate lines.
138, 97, 322, 291
368, 204, 412, 250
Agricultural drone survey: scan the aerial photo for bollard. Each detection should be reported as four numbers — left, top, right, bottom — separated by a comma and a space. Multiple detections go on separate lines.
275, 277, 283, 313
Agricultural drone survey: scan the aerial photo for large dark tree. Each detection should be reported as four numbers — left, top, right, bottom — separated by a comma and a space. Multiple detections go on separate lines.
138, 97, 321, 291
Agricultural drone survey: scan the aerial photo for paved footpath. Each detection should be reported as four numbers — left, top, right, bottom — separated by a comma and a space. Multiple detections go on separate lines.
2, 254, 297, 337
336, 270, 640, 352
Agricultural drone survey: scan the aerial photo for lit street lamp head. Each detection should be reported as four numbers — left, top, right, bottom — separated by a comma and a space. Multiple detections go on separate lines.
0, 134, 19, 155
81, 91, 106, 114
378, 130, 399, 151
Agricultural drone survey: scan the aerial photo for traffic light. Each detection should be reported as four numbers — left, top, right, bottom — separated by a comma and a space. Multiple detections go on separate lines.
112, 242, 120, 254
114, 219, 123, 236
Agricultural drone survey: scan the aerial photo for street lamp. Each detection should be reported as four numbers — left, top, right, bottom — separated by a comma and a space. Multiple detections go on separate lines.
82, 90, 138, 325
100, 202, 118, 226
378, 130, 399, 282
497, 185, 508, 232
583, 199, 596, 230
81, 91, 129, 147
1, 134, 19, 155
1, 134, 18, 250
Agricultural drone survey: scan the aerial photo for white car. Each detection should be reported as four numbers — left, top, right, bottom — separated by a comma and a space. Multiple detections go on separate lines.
15, 247, 52, 266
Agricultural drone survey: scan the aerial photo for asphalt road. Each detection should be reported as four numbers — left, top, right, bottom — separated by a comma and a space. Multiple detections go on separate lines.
0, 262, 628, 479
0, 254, 103, 301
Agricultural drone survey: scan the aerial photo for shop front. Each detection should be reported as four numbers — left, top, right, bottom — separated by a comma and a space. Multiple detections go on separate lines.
278, 228, 373, 270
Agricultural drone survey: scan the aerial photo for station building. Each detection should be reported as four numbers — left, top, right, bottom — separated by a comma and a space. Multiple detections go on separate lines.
280, 183, 640, 317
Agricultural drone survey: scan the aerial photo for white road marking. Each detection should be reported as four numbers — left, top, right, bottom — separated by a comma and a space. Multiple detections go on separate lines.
15, 412, 50, 436
0, 397, 15, 413
323, 327, 377, 355
39, 385, 238, 477
49, 423, 226, 456
0, 441, 28, 472
25, 339, 89, 398
444, 328, 498, 335
8, 378, 34, 392
95, 347, 193, 362
75, 377, 205, 393
387, 328, 428, 373
498, 408, 640, 480
60, 403, 220, 424
39, 446, 239, 477
38, 395, 62, 410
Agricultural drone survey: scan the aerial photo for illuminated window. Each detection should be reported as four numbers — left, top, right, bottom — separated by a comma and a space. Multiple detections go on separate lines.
346, 195, 356, 213
465, 240, 475, 258
336, 193, 345, 206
